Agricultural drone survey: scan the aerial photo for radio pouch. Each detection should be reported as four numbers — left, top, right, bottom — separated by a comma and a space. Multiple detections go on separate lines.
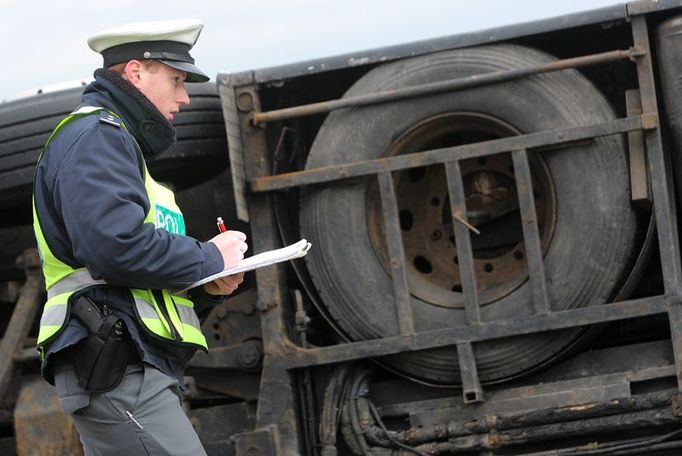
70, 295, 131, 393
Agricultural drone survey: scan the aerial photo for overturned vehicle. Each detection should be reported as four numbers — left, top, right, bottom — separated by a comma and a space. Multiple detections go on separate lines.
4, 1, 682, 454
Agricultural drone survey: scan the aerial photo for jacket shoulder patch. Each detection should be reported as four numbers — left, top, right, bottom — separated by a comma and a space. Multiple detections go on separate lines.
99, 111, 121, 128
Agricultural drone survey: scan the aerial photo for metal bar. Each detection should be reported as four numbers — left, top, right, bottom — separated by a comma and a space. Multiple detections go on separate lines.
0, 250, 44, 398
236, 85, 302, 454
377, 172, 415, 336
668, 303, 682, 391
418, 408, 679, 453
632, 17, 682, 298
379, 390, 674, 446
512, 150, 550, 315
251, 115, 649, 192
457, 342, 483, 403
445, 162, 480, 323
219, 76, 250, 222
284, 296, 668, 369
252, 49, 637, 124
379, 364, 676, 420
625, 89, 651, 207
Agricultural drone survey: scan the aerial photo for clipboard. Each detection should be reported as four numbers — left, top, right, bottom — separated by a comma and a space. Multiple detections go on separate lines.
177, 239, 311, 293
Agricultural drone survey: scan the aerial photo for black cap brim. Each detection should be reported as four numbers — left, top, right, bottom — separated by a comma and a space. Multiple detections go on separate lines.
161, 60, 209, 83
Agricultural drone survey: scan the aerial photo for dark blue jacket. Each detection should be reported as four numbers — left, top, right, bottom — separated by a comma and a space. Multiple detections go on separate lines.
34, 69, 223, 385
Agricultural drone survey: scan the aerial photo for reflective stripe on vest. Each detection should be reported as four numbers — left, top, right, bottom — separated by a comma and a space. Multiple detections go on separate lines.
34, 106, 207, 352
47, 268, 108, 300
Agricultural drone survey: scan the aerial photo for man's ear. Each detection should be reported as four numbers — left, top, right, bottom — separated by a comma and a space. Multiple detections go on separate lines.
121, 60, 144, 88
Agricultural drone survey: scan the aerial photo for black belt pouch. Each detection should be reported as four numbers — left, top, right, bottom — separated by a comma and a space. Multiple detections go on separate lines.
70, 295, 131, 393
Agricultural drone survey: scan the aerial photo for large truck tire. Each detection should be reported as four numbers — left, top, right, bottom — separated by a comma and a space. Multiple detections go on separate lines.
0, 82, 228, 213
300, 44, 637, 385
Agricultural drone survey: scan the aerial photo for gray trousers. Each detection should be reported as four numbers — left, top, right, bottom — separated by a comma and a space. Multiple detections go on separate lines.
54, 360, 206, 456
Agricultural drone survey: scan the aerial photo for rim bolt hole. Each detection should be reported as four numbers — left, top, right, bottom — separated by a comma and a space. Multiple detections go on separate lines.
400, 210, 413, 231
484, 263, 494, 273
431, 196, 440, 206
408, 167, 427, 183
431, 230, 442, 241
514, 250, 524, 260
414, 256, 433, 274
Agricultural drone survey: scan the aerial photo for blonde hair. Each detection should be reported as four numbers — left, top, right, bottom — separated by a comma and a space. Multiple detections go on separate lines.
107, 59, 160, 75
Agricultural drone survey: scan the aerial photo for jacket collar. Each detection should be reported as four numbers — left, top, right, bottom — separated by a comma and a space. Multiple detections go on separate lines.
81, 69, 176, 159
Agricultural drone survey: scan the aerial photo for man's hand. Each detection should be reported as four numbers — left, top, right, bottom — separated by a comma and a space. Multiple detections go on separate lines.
206, 230, 248, 296
203, 272, 244, 295
210, 230, 248, 269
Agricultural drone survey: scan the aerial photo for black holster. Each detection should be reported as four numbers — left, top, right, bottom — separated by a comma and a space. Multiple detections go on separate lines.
70, 295, 132, 393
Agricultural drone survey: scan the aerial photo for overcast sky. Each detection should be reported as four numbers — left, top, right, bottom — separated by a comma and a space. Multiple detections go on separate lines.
1, 0, 621, 102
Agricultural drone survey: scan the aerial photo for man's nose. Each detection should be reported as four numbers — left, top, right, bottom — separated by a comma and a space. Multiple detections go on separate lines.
178, 85, 190, 105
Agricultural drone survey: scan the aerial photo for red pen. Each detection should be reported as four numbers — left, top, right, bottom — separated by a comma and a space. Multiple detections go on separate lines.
216, 217, 227, 233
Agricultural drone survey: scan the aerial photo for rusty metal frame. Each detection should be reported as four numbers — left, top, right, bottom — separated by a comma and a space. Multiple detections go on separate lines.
281, 296, 669, 369
222, 11, 682, 453
249, 116, 651, 193
219, 76, 304, 454
629, 14, 682, 392
0, 250, 43, 399
251, 48, 637, 125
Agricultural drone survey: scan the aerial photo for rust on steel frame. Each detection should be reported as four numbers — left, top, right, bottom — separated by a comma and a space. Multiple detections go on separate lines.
224, 13, 682, 454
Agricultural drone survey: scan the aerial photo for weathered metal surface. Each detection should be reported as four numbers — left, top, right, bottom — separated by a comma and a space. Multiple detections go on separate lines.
187, 266, 262, 399
283, 296, 668, 369
251, 49, 637, 125
219, 75, 250, 223
13, 344, 39, 364
338, 365, 681, 453
188, 341, 263, 371
250, 116, 649, 192
232, 425, 279, 456
0, 227, 37, 281
377, 171, 414, 336
456, 342, 483, 403
626, 90, 651, 207
214, 6, 682, 454
632, 16, 682, 300
13, 377, 82, 456
0, 282, 21, 304
521, 438, 682, 456
189, 402, 257, 456
612, 212, 656, 302
512, 149, 550, 315
230, 4, 628, 85
235, 85, 302, 453
407, 408, 679, 453
668, 304, 682, 391
191, 371, 261, 401
0, 250, 43, 400
407, 368, 674, 429
445, 161, 480, 323
370, 122, 555, 309
628, 0, 682, 15
372, 391, 675, 446
201, 289, 261, 347
367, 409, 681, 454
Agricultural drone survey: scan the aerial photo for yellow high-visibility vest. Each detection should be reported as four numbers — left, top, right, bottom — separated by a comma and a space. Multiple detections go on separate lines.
34, 106, 207, 357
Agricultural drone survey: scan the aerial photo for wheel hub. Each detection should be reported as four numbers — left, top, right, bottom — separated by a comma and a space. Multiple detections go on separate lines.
368, 113, 556, 308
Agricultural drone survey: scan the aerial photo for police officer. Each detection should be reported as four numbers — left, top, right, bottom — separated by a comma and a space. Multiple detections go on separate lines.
32, 19, 246, 455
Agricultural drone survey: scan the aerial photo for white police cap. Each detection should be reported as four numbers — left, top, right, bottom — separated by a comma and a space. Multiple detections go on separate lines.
88, 19, 209, 83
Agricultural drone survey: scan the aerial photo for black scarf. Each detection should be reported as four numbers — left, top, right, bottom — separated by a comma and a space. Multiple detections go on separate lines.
83, 69, 177, 159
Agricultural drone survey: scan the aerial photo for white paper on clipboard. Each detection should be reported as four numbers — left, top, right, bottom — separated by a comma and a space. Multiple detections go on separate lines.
178, 239, 311, 293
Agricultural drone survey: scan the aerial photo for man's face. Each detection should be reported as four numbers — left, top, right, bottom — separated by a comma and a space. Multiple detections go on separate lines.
136, 62, 190, 121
